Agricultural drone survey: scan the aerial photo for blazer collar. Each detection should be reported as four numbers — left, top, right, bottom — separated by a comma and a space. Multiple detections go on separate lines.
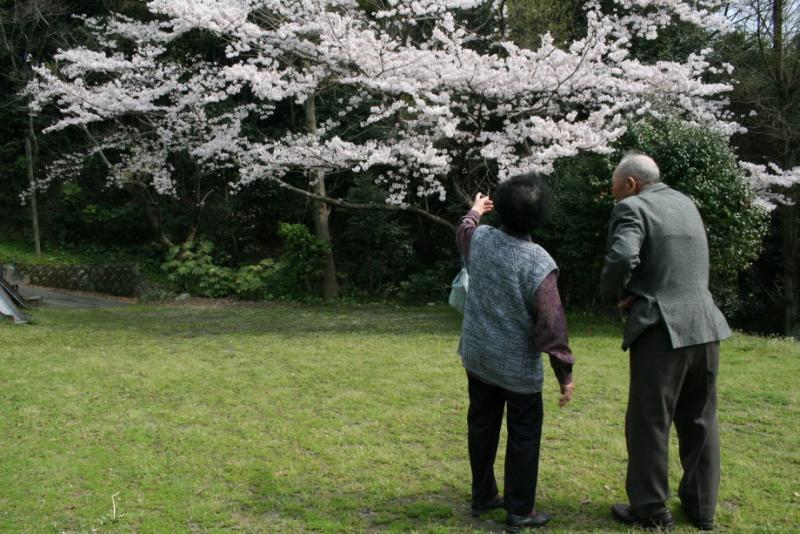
639, 182, 669, 196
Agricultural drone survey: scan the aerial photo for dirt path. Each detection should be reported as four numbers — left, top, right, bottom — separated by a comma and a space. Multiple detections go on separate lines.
17, 285, 134, 308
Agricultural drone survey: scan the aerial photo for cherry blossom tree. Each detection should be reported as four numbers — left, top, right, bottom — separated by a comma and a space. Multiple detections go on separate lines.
28, 0, 748, 298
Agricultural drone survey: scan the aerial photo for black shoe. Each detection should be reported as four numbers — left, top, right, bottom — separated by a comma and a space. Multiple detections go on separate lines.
679, 501, 714, 530
505, 510, 552, 532
611, 503, 675, 531
471, 494, 504, 516
685, 513, 714, 530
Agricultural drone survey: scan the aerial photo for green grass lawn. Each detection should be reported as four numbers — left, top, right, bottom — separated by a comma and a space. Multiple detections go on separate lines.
0, 240, 140, 267
0, 240, 165, 284
1, 304, 798, 533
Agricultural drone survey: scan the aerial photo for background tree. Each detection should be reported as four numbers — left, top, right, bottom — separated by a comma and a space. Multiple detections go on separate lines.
0, 0, 75, 255
721, 0, 800, 336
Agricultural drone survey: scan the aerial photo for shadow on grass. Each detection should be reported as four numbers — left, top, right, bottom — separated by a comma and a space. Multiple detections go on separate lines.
526, 497, 716, 533
244, 467, 502, 531
243, 467, 643, 532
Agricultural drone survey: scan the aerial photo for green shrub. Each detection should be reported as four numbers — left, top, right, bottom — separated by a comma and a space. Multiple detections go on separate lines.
232, 259, 276, 300
621, 120, 769, 313
539, 119, 769, 314
335, 176, 418, 294
391, 262, 453, 305
53, 181, 150, 247
161, 240, 234, 298
268, 223, 331, 300
160, 225, 330, 301
537, 156, 614, 309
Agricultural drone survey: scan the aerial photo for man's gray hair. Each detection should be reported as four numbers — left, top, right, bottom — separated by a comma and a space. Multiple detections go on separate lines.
614, 153, 660, 184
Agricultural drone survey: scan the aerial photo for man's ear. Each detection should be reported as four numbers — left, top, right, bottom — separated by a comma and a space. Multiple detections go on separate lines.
627, 176, 639, 194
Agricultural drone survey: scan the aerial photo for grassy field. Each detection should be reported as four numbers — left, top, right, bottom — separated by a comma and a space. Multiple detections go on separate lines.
0, 240, 165, 284
0, 303, 798, 533
0, 240, 145, 266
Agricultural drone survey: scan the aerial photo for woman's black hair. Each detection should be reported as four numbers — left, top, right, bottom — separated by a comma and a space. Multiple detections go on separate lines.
492, 173, 551, 234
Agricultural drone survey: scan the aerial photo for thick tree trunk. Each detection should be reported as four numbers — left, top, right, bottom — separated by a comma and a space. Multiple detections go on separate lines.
773, 0, 799, 338
25, 110, 41, 257
782, 144, 798, 338
304, 94, 339, 299
782, 199, 798, 338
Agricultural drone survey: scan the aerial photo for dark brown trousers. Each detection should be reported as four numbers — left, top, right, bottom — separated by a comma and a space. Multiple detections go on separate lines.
626, 324, 720, 521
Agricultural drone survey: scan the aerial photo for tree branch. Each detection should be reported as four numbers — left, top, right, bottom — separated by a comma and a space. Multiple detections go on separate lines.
265, 174, 455, 229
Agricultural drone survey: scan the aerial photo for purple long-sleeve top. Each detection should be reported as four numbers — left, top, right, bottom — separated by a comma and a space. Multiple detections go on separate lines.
456, 210, 574, 386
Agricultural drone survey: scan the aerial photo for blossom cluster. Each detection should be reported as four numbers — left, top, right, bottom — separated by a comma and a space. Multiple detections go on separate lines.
28, 0, 776, 211
740, 162, 800, 210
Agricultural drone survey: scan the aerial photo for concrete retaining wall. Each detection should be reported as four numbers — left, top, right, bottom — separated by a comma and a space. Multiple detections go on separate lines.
6, 263, 141, 297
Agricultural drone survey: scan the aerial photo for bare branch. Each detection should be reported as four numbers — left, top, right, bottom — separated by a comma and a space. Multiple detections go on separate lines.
265, 173, 455, 229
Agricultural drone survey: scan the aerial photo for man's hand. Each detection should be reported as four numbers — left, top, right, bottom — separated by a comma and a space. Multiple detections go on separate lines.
559, 381, 574, 407
471, 192, 494, 215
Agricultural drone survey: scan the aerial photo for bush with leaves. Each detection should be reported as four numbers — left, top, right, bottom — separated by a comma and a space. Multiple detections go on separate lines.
161, 240, 234, 298
539, 119, 769, 314
334, 176, 419, 295
537, 156, 614, 309
390, 261, 454, 305
232, 259, 277, 300
268, 223, 331, 300
622, 120, 769, 313
161, 224, 330, 301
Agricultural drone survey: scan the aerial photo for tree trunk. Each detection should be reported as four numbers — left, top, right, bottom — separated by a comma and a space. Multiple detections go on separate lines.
304, 94, 339, 299
24, 110, 41, 257
773, 0, 784, 91
773, 0, 799, 338
782, 144, 798, 338
782, 198, 798, 338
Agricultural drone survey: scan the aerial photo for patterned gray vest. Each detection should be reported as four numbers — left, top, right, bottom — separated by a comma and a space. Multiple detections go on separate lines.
459, 225, 557, 394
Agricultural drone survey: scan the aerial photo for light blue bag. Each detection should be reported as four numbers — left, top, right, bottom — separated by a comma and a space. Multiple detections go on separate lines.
448, 266, 469, 313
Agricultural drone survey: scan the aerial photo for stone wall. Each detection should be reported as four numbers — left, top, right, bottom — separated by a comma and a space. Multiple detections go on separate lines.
9, 263, 141, 297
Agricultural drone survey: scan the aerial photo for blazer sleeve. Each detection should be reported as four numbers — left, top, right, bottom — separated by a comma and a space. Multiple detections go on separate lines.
601, 201, 644, 303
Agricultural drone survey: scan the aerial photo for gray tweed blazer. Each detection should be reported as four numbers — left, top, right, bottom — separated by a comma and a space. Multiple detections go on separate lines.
601, 183, 731, 350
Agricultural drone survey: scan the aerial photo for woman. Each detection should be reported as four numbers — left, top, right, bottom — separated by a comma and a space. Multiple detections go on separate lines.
456, 173, 575, 532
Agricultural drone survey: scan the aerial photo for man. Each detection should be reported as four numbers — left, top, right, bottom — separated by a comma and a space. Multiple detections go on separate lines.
601, 153, 730, 531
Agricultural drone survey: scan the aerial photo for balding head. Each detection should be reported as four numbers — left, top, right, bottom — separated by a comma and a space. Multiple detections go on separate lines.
615, 153, 660, 184
611, 153, 661, 201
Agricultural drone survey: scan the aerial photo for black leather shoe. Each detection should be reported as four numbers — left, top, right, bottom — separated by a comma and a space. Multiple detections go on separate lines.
505, 510, 552, 532
685, 513, 714, 530
471, 494, 504, 516
611, 503, 675, 530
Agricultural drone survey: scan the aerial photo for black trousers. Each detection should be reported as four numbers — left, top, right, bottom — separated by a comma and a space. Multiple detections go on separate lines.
467, 372, 543, 515
626, 324, 720, 520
